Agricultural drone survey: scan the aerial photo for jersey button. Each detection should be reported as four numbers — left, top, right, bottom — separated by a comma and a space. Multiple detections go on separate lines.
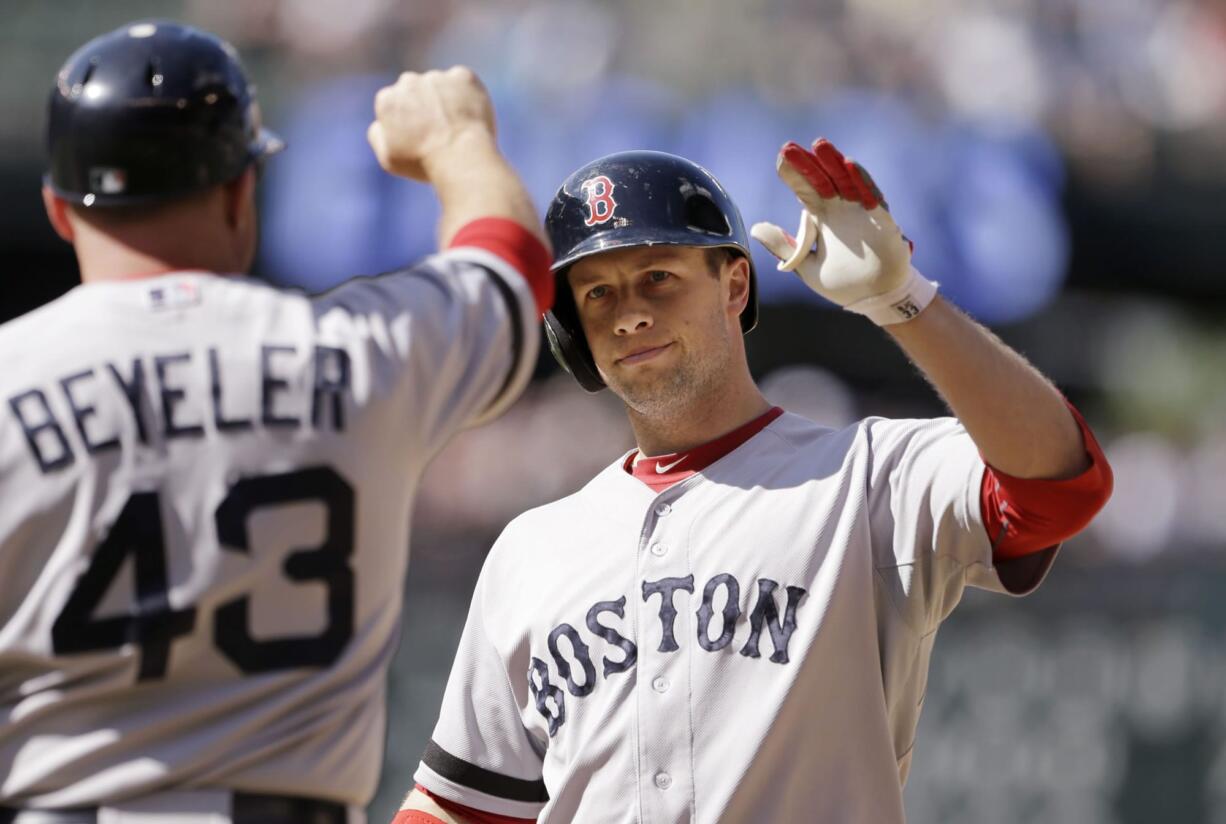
654, 502, 671, 517
654, 772, 673, 790
650, 543, 668, 557
652, 676, 670, 693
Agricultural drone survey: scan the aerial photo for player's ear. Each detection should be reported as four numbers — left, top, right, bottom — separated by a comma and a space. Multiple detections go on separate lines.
725, 254, 751, 318
41, 184, 75, 243
222, 166, 258, 232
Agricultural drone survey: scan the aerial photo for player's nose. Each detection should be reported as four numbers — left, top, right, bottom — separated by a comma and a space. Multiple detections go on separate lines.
613, 296, 653, 336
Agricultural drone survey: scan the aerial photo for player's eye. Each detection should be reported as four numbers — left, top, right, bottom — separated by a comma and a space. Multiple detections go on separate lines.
586, 285, 609, 300
647, 270, 672, 284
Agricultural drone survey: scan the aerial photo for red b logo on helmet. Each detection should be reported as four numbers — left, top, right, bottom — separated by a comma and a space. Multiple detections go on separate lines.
581, 175, 618, 226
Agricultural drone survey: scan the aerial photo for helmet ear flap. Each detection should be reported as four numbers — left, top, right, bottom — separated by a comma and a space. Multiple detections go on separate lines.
543, 281, 606, 393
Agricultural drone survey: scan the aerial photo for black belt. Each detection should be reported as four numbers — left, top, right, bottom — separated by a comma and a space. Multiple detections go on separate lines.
0, 792, 348, 824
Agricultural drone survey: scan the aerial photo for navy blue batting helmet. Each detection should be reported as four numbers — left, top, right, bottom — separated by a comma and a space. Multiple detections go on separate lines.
45, 21, 284, 207
543, 150, 758, 393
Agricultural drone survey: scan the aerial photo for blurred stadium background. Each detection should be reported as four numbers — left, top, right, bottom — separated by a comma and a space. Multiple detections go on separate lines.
3, 0, 1226, 821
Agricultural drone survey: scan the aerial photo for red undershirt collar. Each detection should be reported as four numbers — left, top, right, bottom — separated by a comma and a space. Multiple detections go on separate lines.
625, 407, 784, 493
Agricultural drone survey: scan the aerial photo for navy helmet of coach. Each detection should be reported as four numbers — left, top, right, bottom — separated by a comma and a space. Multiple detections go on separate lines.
45, 20, 284, 207
543, 150, 759, 393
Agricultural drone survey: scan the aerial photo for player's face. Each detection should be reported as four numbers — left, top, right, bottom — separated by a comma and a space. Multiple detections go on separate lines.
569, 246, 749, 414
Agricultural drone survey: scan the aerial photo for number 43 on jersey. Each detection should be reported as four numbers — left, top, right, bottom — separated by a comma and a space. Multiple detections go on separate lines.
51, 466, 355, 680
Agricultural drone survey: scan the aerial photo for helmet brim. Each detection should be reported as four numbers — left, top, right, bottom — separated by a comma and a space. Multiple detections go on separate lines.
252, 127, 286, 160
44, 128, 287, 208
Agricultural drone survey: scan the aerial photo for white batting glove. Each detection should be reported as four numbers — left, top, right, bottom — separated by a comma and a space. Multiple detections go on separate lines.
750, 139, 937, 325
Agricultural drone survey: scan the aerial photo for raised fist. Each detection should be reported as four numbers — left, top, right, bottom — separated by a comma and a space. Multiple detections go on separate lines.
367, 67, 496, 182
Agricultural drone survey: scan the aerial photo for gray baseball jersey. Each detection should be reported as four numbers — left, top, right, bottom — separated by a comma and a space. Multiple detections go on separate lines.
0, 247, 538, 809
414, 411, 1054, 823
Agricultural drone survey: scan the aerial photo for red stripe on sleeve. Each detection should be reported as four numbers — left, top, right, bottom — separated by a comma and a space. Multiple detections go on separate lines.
449, 218, 554, 316
981, 402, 1113, 561
410, 784, 537, 824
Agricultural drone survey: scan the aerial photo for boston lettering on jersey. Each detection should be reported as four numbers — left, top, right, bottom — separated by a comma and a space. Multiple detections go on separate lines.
528, 572, 807, 736
6, 342, 351, 473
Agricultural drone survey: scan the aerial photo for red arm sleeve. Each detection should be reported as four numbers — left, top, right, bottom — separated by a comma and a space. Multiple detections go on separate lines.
389, 785, 536, 824
981, 401, 1113, 562
449, 218, 554, 316
392, 812, 447, 824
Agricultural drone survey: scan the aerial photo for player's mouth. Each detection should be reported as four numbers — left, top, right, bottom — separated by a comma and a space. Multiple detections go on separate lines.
616, 342, 674, 366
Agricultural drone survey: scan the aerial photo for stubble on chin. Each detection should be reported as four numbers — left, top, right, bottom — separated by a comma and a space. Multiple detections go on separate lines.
612, 363, 695, 417
609, 346, 729, 420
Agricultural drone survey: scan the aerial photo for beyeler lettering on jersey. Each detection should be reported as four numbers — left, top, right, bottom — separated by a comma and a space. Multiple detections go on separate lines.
5, 343, 353, 474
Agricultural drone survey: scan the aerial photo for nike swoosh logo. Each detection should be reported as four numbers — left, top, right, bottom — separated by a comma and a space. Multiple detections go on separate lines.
655, 457, 686, 474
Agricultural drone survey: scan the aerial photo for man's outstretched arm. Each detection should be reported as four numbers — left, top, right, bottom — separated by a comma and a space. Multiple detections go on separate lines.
752, 137, 1111, 568
883, 295, 1086, 480
752, 137, 1094, 481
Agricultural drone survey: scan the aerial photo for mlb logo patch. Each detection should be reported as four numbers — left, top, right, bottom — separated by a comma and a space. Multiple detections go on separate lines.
88, 167, 127, 195
146, 279, 201, 311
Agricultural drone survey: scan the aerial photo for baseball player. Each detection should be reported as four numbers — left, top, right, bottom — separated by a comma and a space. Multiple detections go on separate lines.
393, 144, 1113, 823
0, 21, 550, 824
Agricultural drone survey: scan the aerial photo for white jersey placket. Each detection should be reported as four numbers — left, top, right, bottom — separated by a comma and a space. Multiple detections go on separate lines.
634, 479, 699, 824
